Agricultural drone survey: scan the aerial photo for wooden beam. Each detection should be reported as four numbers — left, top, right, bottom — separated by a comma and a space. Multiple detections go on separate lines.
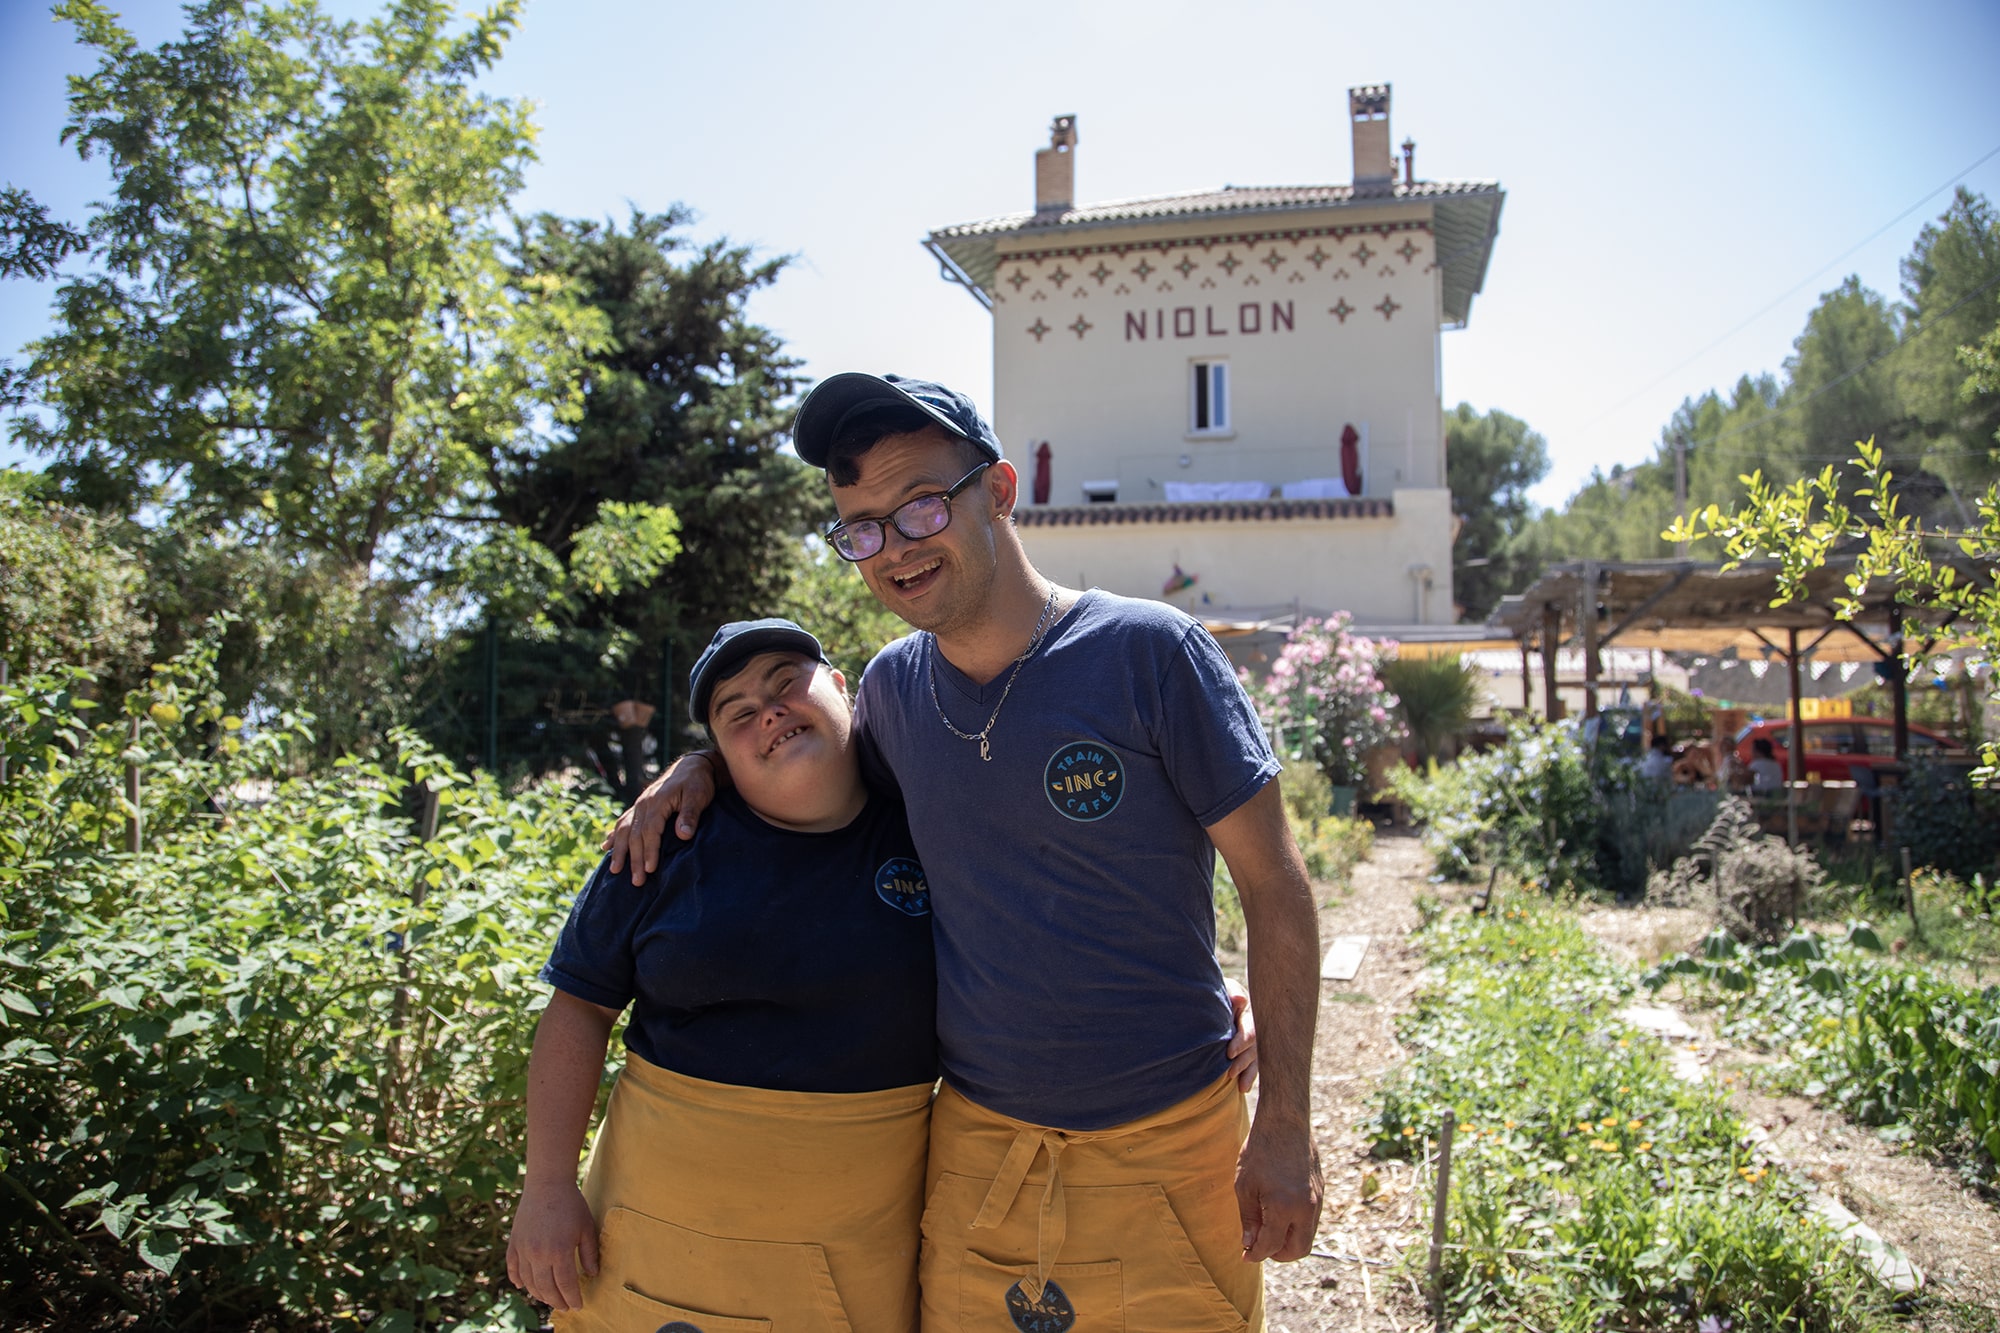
1787, 626, 1804, 848
1581, 560, 1602, 719
1540, 603, 1561, 723
1600, 564, 1697, 644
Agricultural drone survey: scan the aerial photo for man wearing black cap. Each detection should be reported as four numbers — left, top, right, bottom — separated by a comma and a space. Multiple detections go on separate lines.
610, 373, 1322, 1332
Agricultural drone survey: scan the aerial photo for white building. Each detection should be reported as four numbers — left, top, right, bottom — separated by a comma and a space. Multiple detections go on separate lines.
924, 86, 1502, 629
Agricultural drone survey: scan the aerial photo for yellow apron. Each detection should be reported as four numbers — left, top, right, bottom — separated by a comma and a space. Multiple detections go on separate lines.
919, 1074, 1264, 1333
558, 1051, 932, 1333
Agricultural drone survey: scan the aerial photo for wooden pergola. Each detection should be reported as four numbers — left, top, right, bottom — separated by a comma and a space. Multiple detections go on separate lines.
1492, 557, 1983, 838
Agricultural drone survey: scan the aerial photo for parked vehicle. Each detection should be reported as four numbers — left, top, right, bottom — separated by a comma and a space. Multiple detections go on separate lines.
1729, 718, 1962, 784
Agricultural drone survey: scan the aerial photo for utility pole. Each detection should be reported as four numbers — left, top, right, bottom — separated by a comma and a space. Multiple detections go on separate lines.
1674, 431, 1688, 543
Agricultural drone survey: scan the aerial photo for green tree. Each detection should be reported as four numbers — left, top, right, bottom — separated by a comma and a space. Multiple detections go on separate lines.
5, 0, 655, 752
777, 539, 910, 684
1897, 188, 2000, 497
0, 186, 87, 280
418, 210, 816, 789
1444, 403, 1550, 619
0, 472, 149, 686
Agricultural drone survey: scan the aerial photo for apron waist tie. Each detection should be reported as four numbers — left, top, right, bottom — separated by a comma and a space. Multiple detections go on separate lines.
972, 1126, 1093, 1301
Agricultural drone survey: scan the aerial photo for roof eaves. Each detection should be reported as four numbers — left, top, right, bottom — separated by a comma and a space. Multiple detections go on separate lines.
1017, 497, 1395, 527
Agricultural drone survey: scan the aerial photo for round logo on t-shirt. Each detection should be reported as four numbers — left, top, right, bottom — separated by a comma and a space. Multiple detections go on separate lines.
1044, 741, 1125, 822
874, 857, 930, 916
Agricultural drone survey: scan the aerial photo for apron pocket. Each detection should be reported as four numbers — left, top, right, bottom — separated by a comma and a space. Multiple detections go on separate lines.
599, 1206, 855, 1333
958, 1252, 1123, 1333
1117, 1184, 1252, 1333
607, 1282, 773, 1333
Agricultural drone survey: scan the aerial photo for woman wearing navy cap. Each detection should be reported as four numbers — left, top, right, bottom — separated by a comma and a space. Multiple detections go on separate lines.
506, 619, 937, 1331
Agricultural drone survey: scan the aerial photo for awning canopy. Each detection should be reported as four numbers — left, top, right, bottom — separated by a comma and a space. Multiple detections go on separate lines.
1491, 556, 1983, 662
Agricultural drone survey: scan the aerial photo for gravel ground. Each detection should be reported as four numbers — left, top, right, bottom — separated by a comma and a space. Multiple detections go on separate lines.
1223, 831, 1434, 1331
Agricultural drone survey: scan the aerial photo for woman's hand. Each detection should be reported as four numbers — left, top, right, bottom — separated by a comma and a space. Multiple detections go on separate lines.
1224, 977, 1259, 1092
507, 1179, 600, 1311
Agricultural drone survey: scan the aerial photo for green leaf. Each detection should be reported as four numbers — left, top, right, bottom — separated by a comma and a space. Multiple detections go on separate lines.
0, 989, 38, 1015
136, 1229, 182, 1276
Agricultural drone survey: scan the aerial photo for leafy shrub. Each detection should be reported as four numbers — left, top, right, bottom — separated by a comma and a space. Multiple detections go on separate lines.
1389, 716, 1605, 893
1296, 816, 1374, 886
1895, 757, 2000, 879
1377, 653, 1477, 763
1366, 906, 1889, 1329
1648, 798, 1821, 943
0, 650, 607, 1328
1242, 613, 1402, 788
1596, 784, 1721, 901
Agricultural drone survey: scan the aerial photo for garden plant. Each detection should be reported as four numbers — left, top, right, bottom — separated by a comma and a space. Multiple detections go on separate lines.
1648, 922, 2000, 1186
1245, 613, 1403, 795
0, 646, 600, 1328
1367, 903, 1896, 1330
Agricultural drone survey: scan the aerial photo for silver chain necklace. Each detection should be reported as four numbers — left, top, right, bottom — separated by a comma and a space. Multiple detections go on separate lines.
926, 584, 1061, 762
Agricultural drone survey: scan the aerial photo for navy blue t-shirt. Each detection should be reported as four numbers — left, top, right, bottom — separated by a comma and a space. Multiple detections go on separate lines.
541, 788, 937, 1093
855, 589, 1279, 1129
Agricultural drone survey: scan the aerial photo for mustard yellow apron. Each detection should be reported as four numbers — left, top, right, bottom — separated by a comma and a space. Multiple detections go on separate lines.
919, 1074, 1264, 1333
557, 1052, 932, 1333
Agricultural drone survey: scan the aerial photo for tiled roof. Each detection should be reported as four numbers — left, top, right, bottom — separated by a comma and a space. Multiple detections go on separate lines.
926, 181, 1503, 326
929, 180, 1498, 239
1017, 497, 1394, 527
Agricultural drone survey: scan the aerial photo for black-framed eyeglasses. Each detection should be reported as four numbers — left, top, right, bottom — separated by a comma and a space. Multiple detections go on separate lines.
824, 462, 992, 562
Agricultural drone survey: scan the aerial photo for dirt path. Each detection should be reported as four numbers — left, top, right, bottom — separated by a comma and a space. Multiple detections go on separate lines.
1221, 838, 2000, 1330
1224, 831, 1435, 1331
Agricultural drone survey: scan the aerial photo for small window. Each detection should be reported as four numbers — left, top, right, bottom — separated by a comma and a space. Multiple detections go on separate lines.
1189, 361, 1229, 435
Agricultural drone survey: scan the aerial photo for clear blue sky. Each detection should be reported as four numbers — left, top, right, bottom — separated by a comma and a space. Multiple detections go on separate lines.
4, 0, 1998, 508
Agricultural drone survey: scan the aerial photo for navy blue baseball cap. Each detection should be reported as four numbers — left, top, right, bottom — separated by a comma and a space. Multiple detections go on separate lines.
689, 618, 829, 724
792, 372, 1003, 469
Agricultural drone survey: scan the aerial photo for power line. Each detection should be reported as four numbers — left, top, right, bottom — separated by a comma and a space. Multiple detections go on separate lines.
1581, 142, 2000, 429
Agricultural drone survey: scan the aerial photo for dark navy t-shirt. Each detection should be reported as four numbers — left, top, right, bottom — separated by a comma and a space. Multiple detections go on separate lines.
541, 788, 937, 1093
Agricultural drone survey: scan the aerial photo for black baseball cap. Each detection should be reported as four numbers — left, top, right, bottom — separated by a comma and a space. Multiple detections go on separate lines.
688, 618, 829, 724
792, 372, 1003, 469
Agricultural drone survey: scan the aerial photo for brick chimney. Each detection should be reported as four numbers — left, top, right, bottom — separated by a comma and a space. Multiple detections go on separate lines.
1035, 115, 1078, 214
1349, 85, 1393, 192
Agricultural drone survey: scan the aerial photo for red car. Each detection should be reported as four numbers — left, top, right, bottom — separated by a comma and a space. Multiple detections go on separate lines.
1730, 718, 1962, 784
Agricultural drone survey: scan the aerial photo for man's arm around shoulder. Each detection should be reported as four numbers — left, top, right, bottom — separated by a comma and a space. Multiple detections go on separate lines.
1206, 778, 1325, 1263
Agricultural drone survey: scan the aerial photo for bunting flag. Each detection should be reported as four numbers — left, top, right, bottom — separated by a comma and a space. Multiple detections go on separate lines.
1749, 661, 1769, 678
1162, 563, 1197, 596
1810, 661, 1831, 679
1839, 662, 1860, 682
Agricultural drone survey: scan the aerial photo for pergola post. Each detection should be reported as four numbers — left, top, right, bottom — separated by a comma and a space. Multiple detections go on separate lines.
1888, 605, 1909, 762
1580, 560, 1602, 719
1540, 603, 1561, 722
1786, 627, 1804, 847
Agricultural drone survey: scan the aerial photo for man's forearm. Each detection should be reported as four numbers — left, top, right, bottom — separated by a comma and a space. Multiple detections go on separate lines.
1210, 783, 1320, 1129
1239, 858, 1319, 1133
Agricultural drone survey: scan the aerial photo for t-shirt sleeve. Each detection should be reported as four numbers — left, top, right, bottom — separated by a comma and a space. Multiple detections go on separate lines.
852, 661, 903, 798
539, 855, 643, 1011
1159, 621, 1281, 826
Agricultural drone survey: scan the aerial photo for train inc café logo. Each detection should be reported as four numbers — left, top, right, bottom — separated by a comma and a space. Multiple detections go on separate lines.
1044, 741, 1125, 822
875, 857, 931, 916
